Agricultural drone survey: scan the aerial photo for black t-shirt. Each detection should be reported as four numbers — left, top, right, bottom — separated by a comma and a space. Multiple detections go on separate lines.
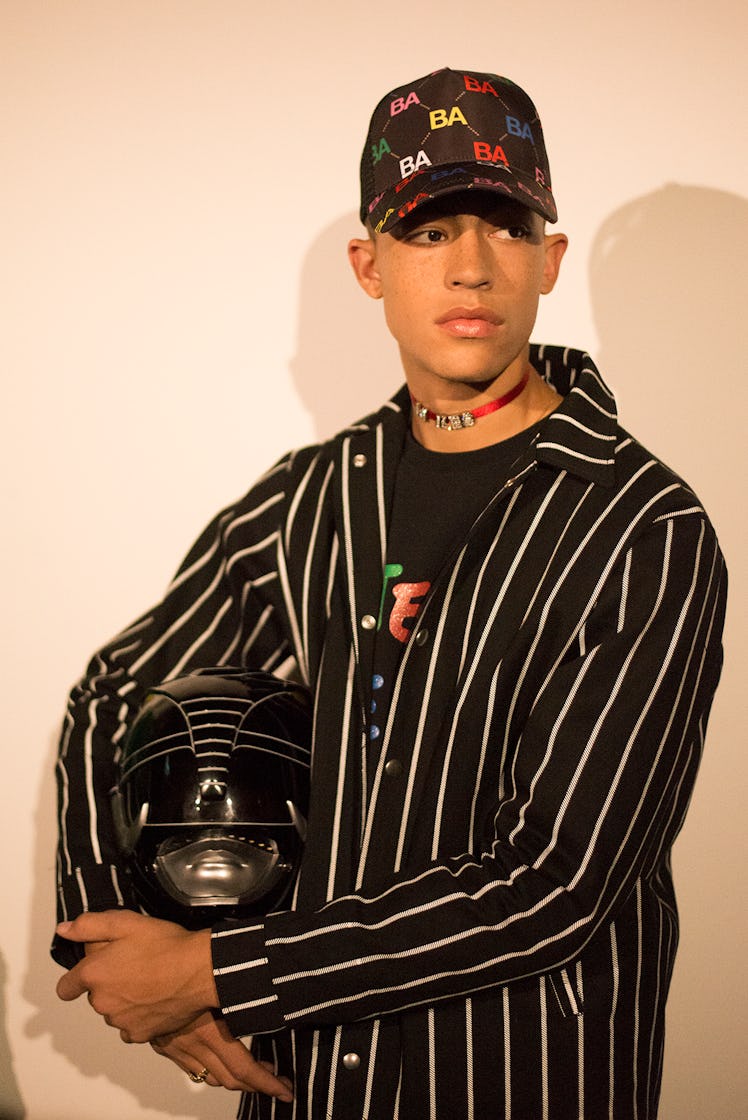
367, 421, 541, 763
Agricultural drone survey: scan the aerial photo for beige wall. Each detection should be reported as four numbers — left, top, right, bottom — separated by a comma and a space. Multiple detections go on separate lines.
2, 3, 745, 1117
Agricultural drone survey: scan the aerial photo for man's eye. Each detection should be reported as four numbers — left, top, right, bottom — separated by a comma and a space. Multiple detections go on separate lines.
494, 224, 532, 241
407, 228, 445, 244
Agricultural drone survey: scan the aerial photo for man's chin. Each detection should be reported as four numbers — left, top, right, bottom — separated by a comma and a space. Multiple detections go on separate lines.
431, 365, 525, 394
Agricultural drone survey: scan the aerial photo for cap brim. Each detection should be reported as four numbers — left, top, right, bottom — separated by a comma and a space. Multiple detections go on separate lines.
371, 163, 557, 233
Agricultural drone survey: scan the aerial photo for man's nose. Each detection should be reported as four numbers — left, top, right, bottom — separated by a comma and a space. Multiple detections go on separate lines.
445, 230, 494, 288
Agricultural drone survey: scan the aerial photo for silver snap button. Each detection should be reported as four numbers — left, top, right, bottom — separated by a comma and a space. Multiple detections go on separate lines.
414, 628, 429, 647
342, 1052, 361, 1070
384, 759, 403, 778
361, 614, 376, 631
353, 453, 367, 468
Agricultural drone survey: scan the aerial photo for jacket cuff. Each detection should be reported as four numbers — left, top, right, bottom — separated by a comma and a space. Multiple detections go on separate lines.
52, 863, 138, 968
211, 919, 286, 1038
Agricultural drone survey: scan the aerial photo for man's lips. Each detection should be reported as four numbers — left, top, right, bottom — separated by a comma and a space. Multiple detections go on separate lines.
436, 307, 502, 338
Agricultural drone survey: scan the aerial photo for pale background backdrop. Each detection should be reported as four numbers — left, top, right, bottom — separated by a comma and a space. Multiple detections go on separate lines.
2, 2, 746, 1118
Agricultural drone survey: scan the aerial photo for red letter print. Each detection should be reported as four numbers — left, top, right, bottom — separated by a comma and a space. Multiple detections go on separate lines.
389, 582, 430, 643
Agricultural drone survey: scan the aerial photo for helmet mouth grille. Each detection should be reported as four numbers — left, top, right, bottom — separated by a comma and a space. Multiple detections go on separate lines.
153, 833, 291, 908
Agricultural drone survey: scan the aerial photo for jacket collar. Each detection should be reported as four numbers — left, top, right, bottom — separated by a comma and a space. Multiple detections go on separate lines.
345, 344, 619, 488
530, 344, 619, 486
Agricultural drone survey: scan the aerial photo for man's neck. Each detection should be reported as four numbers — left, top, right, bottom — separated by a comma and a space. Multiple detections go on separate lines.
409, 364, 562, 452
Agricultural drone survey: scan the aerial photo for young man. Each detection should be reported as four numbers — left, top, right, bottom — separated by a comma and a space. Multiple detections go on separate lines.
53, 69, 726, 1119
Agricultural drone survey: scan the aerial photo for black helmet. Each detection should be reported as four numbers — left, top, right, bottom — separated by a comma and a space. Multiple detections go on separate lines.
112, 668, 312, 928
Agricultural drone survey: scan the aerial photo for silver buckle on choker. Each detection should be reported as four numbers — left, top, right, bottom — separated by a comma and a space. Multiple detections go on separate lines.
434, 411, 475, 431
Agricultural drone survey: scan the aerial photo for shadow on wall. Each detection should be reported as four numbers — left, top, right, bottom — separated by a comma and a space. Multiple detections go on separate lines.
589, 183, 748, 527
290, 212, 402, 441
21, 736, 228, 1120
0, 951, 24, 1119
591, 184, 746, 1120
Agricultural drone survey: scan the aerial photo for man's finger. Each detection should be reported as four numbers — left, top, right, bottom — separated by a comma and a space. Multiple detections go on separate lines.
257, 1060, 294, 1097
201, 1052, 293, 1098
150, 1013, 294, 1100
56, 964, 88, 1002
210, 1025, 293, 1099
56, 909, 145, 944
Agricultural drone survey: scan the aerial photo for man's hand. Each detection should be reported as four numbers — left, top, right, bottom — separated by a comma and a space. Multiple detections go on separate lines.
56, 910, 218, 1042
151, 1011, 294, 1101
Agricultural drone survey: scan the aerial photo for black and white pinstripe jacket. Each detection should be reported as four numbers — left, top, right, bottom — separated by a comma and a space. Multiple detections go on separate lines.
54, 345, 726, 1119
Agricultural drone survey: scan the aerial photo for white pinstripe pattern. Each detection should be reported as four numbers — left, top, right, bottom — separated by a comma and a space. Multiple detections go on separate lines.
83, 700, 102, 863
402, 560, 463, 867
633, 882, 644, 1120
576, 960, 585, 1119
465, 997, 474, 1120
305, 1030, 319, 1120
299, 461, 334, 684
340, 438, 361, 668
375, 424, 387, 572
503, 985, 511, 1120
541, 973, 550, 1120
468, 664, 500, 846
362, 1018, 380, 1118
326, 648, 357, 901
427, 1007, 437, 1120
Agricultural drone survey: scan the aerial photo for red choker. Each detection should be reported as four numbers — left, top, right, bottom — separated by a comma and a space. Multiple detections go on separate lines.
411, 370, 530, 432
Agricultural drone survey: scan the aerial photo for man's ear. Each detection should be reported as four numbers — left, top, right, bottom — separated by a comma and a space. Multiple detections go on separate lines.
348, 237, 383, 300
540, 232, 568, 295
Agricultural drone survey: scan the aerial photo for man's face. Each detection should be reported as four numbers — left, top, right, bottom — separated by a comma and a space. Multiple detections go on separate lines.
349, 193, 567, 400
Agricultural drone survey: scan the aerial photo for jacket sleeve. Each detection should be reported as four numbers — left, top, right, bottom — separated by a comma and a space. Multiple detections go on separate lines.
211, 508, 726, 1037
52, 459, 294, 969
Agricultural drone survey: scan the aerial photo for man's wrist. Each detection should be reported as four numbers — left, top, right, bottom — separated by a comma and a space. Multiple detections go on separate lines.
191, 928, 221, 1010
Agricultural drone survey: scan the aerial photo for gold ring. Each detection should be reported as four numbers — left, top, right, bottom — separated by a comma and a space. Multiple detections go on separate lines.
187, 1067, 209, 1083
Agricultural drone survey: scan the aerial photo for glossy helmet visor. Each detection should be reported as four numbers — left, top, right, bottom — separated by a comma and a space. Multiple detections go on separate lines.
112, 668, 312, 928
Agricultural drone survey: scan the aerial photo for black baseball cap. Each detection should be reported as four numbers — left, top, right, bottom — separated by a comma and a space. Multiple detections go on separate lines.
360, 67, 557, 233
